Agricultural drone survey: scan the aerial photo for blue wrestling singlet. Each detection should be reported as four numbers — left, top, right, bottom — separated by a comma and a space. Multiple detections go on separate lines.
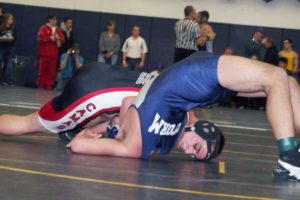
132, 52, 236, 158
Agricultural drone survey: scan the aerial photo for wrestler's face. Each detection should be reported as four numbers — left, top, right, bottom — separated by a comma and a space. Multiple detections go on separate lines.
177, 131, 208, 160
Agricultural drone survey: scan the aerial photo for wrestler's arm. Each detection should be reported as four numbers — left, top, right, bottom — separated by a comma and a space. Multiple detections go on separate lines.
67, 129, 140, 158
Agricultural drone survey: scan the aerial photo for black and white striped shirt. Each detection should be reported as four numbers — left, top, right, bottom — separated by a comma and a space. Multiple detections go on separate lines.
175, 19, 201, 51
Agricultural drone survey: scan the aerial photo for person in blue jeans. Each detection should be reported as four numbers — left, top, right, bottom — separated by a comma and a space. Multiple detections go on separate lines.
0, 13, 16, 86
55, 43, 84, 91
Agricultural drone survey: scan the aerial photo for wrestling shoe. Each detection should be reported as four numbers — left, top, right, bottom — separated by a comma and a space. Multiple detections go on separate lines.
272, 144, 300, 181
58, 127, 83, 143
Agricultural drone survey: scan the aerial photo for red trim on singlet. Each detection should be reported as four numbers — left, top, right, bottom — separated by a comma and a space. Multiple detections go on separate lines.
38, 87, 140, 121
78, 106, 120, 126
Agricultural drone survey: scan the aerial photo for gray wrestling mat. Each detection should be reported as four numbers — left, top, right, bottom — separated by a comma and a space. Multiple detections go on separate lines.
0, 86, 299, 200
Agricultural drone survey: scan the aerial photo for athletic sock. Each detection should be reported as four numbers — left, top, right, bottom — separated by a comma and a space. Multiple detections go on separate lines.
277, 137, 297, 153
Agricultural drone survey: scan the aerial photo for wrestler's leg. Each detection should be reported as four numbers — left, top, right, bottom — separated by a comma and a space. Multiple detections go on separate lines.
238, 76, 300, 134
218, 56, 294, 140
0, 112, 48, 135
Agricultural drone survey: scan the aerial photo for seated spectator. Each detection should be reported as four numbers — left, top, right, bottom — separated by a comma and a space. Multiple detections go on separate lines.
196, 10, 216, 53
223, 47, 233, 55
59, 17, 74, 56
245, 28, 265, 61
278, 57, 289, 72
55, 43, 83, 91
98, 20, 120, 65
0, 13, 16, 86
279, 38, 299, 74
262, 37, 278, 65
122, 26, 148, 71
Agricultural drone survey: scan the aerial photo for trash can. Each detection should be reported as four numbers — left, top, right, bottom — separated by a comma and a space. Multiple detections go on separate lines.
11, 56, 29, 86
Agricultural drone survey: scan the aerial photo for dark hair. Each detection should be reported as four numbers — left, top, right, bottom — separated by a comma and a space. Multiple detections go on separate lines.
199, 10, 209, 22
283, 38, 292, 44
278, 57, 288, 64
72, 43, 80, 50
184, 6, 194, 17
0, 3, 3, 9
63, 17, 72, 23
1, 13, 14, 32
107, 20, 116, 26
48, 14, 57, 21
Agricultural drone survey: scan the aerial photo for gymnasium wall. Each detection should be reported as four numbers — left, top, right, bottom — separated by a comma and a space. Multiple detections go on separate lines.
3, 1, 300, 86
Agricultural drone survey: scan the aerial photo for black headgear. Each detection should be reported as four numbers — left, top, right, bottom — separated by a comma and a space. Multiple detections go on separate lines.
184, 120, 225, 162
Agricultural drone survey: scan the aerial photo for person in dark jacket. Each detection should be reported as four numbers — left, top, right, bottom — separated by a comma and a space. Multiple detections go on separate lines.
262, 37, 279, 65
0, 13, 16, 86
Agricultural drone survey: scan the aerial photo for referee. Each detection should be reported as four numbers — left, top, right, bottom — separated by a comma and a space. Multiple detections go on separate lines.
174, 6, 207, 62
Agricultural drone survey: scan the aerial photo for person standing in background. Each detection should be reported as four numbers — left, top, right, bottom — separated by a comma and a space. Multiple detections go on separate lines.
245, 29, 265, 61
279, 38, 299, 75
0, 13, 16, 86
196, 10, 216, 53
262, 37, 278, 66
0, 3, 5, 26
37, 14, 64, 89
122, 26, 147, 71
174, 6, 203, 63
98, 20, 120, 65
59, 17, 74, 56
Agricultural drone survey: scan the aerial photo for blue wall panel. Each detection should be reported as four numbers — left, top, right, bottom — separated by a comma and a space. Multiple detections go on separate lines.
73, 10, 101, 63
19, 6, 48, 86
210, 22, 230, 55
149, 18, 176, 70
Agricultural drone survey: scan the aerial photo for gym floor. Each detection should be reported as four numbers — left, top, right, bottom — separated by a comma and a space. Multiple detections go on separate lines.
0, 87, 299, 200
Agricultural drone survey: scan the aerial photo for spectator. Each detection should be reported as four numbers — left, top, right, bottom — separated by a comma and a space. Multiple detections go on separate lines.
196, 10, 216, 53
55, 43, 83, 91
0, 13, 16, 86
0, 3, 4, 26
59, 17, 74, 56
174, 5, 204, 62
262, 37, 279, 65
224, 47, 233, 55
278, 57, 288, 71
37, 14, 64, 89
122, 26, 147, 71
279, 38, 299, 74
98, 20, 120, 65
245, 28, 265, 61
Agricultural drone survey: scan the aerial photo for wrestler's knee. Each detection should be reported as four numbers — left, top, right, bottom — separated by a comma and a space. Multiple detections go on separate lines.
267, 67, 289, 90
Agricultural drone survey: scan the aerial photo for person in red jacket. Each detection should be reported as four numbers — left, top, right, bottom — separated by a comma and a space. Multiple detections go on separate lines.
37, 14, 64, 89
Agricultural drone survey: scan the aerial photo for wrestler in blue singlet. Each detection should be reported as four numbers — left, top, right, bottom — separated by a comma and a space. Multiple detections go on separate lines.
133, 52, 236, 158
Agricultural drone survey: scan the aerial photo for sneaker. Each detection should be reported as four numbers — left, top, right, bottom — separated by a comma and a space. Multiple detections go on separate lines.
272, 144, 300, 181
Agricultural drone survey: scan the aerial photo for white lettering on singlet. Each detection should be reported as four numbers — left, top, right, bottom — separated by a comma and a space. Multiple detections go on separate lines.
135, 72, 152, 85
148, 113, 182, 136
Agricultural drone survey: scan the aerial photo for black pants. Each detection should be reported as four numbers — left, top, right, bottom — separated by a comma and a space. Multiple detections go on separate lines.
173, 48, 196, 63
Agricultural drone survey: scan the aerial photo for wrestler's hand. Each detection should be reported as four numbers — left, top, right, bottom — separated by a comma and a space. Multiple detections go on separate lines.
82, 128, 103, 138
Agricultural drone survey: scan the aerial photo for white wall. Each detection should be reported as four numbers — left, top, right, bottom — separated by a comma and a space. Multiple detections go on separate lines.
5, 0, 300, 30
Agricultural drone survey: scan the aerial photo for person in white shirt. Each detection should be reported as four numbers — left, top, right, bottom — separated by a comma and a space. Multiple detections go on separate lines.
122, 26, 148, 71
